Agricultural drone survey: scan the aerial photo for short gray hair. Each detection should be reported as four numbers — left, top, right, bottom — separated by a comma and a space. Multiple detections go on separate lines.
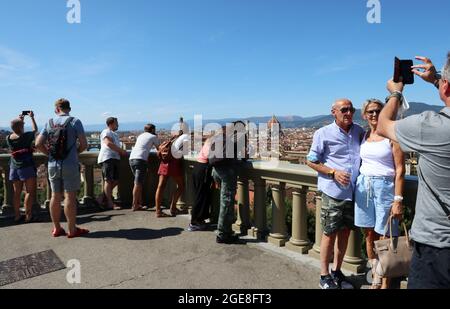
443, 52, 450, 81
361, 99, 384, 116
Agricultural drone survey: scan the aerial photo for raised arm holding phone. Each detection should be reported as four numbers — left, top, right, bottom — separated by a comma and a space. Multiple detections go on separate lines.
378, 53, 450, 289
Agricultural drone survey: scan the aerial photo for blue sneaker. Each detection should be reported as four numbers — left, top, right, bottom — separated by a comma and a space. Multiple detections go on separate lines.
331, 270, 354, 289
319, 275, 339, 289
187, 223, 207, 232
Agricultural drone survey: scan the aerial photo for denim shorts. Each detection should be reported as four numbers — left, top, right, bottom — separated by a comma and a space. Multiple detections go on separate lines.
48, 164, 81, 193
130, 159, 148, 184
9, 165, 37, 182
354, 174, 399, 236
320, 193, 355, 236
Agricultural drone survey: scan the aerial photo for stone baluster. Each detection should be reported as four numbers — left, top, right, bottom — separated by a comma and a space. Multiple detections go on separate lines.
286, 186, 311, 254
343, 230, 366, 273
267, 182, 288, 247
308, 193, 322, 259
82, 163, 95, 208
251, 178, 267, 240
45, 163, 52, 210
233, 176, 250, 235
1, 163, 14, 216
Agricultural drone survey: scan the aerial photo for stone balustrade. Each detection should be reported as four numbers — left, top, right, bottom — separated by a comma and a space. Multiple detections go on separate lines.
0, 152, 418, 273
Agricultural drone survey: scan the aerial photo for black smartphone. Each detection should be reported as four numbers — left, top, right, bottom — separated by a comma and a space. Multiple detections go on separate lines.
394, 57, 414, 84
22, 111, 31, 116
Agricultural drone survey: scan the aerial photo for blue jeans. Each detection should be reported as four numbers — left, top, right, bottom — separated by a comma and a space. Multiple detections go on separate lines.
212, 164, 237, 238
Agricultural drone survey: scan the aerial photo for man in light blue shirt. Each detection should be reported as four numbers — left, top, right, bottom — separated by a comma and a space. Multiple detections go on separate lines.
36, 98, 89, 239
307, 99, 365, 289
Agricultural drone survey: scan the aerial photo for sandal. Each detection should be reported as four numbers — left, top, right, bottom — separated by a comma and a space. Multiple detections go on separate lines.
52, 227, 67, 237
67, 227, 90, 239
132, 206, 148, 212
170, 209, 182, 217
156, 211, 170, 218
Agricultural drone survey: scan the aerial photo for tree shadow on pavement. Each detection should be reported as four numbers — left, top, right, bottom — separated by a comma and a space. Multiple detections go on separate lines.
84, 227, 184, 240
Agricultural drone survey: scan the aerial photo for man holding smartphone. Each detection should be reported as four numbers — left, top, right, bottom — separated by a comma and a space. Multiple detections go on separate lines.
378, 53, 450, 289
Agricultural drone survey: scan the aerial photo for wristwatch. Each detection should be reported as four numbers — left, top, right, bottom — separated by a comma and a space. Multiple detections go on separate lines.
394, 195, 404, 202
327, 169, 336, 179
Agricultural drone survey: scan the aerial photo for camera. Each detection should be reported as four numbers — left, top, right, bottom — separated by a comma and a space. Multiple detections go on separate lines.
394, 57, 414, 85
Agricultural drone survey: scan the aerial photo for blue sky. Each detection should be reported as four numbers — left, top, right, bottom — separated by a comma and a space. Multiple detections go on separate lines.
0, 0, 449, 127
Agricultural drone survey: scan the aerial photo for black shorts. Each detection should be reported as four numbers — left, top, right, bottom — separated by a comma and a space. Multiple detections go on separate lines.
101, 159, 120, 182
408, 242, 450, 289
130, 159, 148, 184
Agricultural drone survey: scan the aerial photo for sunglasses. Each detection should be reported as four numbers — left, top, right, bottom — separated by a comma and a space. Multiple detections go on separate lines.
339, 107, 356, 114
366, 109, 382, 116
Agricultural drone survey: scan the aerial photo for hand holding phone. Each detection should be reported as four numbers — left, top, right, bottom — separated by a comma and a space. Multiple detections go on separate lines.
394, 57, 414, 85
22, 111, 31, 116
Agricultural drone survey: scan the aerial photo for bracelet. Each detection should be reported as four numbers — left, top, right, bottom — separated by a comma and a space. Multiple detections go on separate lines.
434, 80, 440, 89
386, 91, 403, 105
394, 195, 404, 202
434, 73, 442, 89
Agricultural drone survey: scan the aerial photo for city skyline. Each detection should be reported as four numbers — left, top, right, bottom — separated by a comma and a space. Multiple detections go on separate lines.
1, 0, 449, 128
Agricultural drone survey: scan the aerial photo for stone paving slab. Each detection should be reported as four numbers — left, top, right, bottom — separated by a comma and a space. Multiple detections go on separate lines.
0, 209, 322, 289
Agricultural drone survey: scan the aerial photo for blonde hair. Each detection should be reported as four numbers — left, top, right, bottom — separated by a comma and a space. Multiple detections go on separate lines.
361, 99, 384, 116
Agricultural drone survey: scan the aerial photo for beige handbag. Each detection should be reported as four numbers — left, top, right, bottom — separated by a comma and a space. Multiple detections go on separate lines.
374, 216, 413, 278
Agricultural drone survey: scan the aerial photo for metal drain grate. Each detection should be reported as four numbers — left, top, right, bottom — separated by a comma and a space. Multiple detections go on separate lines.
0, 250, 66, 286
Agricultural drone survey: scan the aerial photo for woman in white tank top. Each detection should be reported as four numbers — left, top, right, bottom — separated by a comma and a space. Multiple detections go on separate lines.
354, 99, 405, 289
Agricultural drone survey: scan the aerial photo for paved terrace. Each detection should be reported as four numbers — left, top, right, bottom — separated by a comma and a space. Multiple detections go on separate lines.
0, 153, 418, 289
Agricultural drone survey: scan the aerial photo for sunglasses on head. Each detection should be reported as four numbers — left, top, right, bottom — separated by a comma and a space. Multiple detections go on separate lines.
339, 107, 356, 114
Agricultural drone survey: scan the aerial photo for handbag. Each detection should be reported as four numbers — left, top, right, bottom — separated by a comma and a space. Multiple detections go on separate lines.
374, 216, 413, 278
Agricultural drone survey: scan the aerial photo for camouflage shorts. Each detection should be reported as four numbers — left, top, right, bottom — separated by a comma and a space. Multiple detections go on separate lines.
321, 193, 355, 236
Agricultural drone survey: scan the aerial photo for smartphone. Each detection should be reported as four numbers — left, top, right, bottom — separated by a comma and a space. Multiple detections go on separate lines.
22, 111, 31, 116
394, 57, 414, 84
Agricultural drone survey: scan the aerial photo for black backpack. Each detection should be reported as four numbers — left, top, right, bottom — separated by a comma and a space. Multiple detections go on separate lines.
208, 131, 247, 166
47, 117, 75, 161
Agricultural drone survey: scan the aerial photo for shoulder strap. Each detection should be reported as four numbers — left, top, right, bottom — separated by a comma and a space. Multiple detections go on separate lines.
421, 173, 450, 220
63, 117, 75, 128
439, 112, 450, 120
49, 119, 55, 129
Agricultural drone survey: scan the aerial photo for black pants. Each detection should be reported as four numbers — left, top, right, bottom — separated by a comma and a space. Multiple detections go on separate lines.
408, 242, 450, 289
191, 163, 212, 224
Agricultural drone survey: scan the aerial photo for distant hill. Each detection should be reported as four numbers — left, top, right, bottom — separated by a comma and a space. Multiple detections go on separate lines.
1, 102, 445, 132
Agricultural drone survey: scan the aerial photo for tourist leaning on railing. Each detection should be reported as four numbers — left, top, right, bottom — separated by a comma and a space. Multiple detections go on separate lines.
97, 117, 128, 210
129, 123, 160, 211
378, 53, 450, 289
354, 99, 405, 289
7, 111, 38, 224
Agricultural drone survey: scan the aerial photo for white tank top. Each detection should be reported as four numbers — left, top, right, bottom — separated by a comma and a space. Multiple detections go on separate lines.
359, 138, 395, 177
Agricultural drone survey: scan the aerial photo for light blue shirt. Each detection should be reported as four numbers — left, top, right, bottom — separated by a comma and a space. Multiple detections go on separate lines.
307, 122, 365, 201
40, 114, 85, 168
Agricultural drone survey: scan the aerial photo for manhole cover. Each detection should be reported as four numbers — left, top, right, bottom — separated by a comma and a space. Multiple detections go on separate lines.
0, 250, 66, 286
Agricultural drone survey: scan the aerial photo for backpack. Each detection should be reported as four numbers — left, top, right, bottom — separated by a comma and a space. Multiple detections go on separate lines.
208, 131, 247, 166
157, 135, 179, 163
47, 117, 75, 161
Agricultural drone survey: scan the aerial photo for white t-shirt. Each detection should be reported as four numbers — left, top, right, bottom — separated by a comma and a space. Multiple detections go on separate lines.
129, 132, 161, 161
98, 128, 121, 164
171, 134, 190, 159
